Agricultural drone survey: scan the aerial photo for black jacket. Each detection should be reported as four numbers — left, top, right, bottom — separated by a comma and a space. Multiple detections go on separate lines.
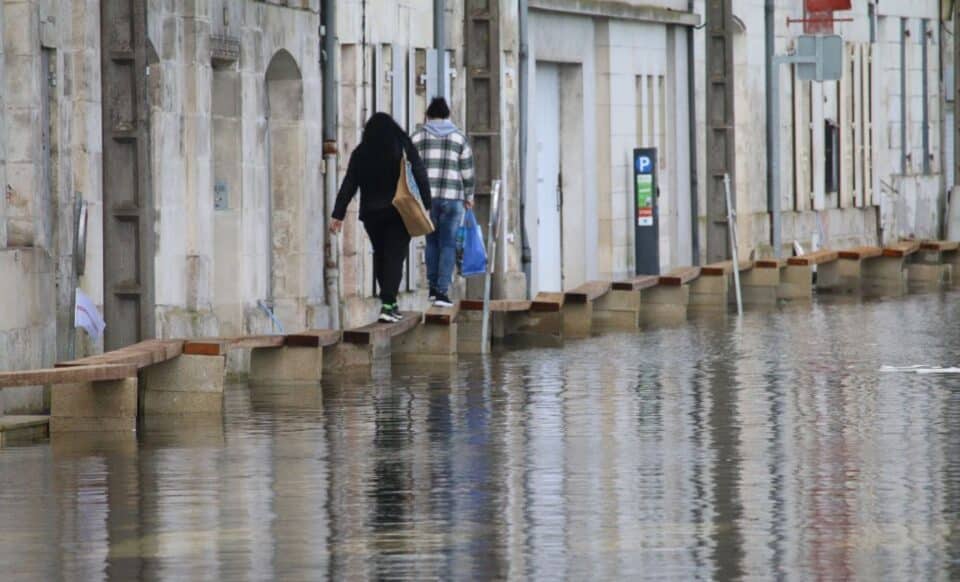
332, 135, 431, 221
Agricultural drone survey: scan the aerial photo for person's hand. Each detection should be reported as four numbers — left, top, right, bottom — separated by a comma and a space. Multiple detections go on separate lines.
329, 219, 343, 234
464, 199, 474, 210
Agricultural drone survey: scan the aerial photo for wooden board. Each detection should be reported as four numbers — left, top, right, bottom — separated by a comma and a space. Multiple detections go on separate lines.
424, 305, 459, 325
0, 364, 138, 388
838, 246, 882, 260
564, 281, 612, 304
284, 330, 341, 348
184, 340, 229, 356
459, 299, 532, 312
786, 249, 839, 266
754, 259, 784, 269
701, 260, 754, 276
57, 339, 183, 369
611, 275, 659, 291
920, 240, 960, 252
342, 312, 422, 345
231, 335, 286, 349
882, 240, 920, 258
184, 335, 287, 355
657, 267, 701, 287
530, 292, 565, 312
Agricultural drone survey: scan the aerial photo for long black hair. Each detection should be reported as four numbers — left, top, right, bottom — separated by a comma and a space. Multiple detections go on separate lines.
361, 112, 404, 161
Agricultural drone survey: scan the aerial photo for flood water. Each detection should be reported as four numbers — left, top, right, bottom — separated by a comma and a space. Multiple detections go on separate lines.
3, 292, 960, 580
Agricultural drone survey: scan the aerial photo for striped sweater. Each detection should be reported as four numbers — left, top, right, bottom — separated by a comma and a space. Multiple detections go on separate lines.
411, 120, 476, 203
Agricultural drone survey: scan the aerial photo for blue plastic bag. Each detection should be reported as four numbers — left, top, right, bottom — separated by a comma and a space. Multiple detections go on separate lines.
461, 209, 487, 277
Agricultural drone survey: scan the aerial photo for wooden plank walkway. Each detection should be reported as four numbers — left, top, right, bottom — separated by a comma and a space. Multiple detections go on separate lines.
883, 240, 920, 258
838, 246, 883, 260
460, 299, 532, 312
921, 240, 960, 252
0, 364, 137, 388
786, 249, 839, 266
425, 305, 459, 325
564, 281, 612, 304
611, 275, 659, 291
343, 312, 422, 345
284, 330, 342, 348
658, 267, 701, 286
530, 292, 565, 312
701, 259, 753, 276
754, 258, 783, 269
57, 339, 184, 368
184, 336, 285, 355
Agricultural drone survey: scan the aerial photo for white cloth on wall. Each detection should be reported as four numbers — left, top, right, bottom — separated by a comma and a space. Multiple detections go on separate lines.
75, 288, 106, 340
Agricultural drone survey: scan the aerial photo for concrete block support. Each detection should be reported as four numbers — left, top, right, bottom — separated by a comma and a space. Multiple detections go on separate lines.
393, 324, 458, 364
944, 252, 960, 287
778, 265, 813, 300
509, 311, 564, 347
322, 340, 391, 371
833, 259, 864, 294
457, 311, 488, 354
593, 290, 642, 330
250, 347, 323, 384
50, 377, 138, 432
862, 257, 908, 296
141, 355, 225, 414
740, 267, 780, 306
639, 286, 689, 326
562, 303, 593, 338
814, 261, 841, 291
907, 263, 949, 292
689, 276, 729, 312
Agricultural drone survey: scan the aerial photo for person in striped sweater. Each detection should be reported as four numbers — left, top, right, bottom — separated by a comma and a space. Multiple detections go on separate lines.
411, 97, 476, 308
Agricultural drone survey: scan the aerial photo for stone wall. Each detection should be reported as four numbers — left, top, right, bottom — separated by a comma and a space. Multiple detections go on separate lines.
147, 0, 326, 338
0, 0, 104, 413
0, 248, 55, 414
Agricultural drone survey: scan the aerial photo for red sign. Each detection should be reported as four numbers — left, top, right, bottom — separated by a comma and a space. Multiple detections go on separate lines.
805, 0, 851, 10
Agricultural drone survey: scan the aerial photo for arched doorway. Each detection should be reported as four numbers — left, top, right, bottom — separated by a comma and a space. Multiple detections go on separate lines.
265, 50, 305, 329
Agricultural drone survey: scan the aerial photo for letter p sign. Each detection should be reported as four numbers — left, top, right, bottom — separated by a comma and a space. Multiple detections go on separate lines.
636, 155, 653, 175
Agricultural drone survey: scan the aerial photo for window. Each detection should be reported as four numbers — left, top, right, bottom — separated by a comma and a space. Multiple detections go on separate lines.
825, 120, 840, 194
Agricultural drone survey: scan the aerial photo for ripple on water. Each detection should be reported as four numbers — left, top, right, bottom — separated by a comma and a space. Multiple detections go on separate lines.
1, 292, 960, 579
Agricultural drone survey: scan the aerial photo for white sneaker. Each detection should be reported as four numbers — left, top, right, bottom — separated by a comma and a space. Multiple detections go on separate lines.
433, 293, 454, 308
378, 308, 399, 323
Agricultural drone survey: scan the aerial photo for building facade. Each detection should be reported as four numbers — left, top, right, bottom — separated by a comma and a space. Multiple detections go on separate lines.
0, 0, 957, 415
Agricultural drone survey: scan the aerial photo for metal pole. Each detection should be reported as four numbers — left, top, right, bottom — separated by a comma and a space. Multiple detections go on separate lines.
434, 0, 445, 98
770, 55, 783, 259
519, 0, 532, 297
323, 0, 341, 329
724, 174, 743, 316
688, 0, 700, 264
901, 17, 907, 175
765, 0, 777, 259
481, 180, 502, 352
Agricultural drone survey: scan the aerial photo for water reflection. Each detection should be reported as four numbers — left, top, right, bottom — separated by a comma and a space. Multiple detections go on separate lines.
1, 293, 960, 580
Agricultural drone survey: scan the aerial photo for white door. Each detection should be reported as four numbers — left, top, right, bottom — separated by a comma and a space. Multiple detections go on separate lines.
535, 64, 562, 293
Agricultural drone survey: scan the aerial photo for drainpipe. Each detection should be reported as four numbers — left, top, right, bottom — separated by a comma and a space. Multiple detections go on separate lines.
322, 0, 341, 329
519, 0, 532, 297
765, 0, 779, 256
435, 0, 445, 98
688, 0, 700, 264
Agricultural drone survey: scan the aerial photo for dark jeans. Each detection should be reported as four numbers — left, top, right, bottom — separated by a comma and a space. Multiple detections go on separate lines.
363, 208, 411, 305
426, 199, 465, 294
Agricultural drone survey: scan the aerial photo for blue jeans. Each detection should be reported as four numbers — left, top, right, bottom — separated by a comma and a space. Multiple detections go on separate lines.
426, 199, 465, 295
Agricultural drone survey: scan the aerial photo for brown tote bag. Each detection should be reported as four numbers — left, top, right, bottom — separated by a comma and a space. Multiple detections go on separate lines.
392, 152, 435, 237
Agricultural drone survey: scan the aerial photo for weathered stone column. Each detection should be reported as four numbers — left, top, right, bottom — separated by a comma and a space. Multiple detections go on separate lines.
50, 377, 138, 432
141, 355, 225, 414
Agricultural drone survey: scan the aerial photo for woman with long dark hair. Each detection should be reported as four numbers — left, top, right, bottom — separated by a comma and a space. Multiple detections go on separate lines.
330, 113, 431, 323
